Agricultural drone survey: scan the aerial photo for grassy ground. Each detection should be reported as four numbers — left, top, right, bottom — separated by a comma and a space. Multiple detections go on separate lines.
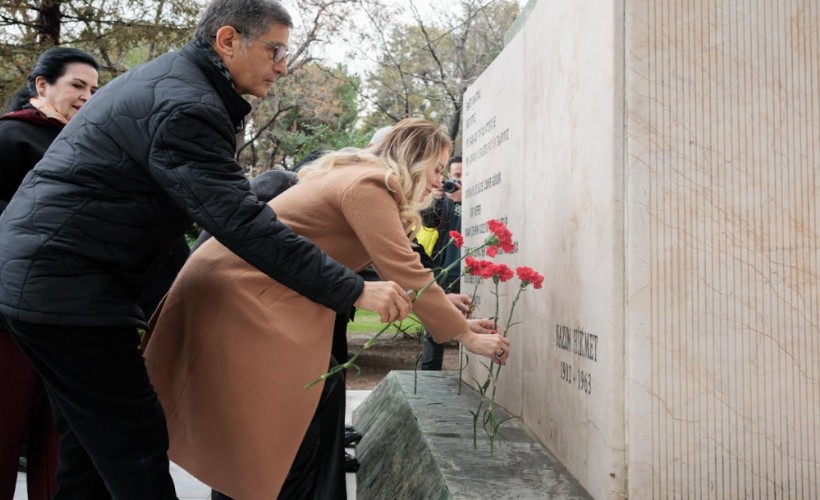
348, 310, 423, 337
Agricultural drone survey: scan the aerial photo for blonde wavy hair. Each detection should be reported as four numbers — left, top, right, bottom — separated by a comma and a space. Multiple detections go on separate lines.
297, 118, 452, 238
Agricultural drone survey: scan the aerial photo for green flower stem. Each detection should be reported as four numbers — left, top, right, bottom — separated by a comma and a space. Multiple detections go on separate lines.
458, 283, 481, 395
307, 239, 488, 390
471, 409, 481, 448
304, 320, 394, 389
491, 285, 525, 384
472, 280, 502, 449
470, 365, 491, 448
492, 280, 500, 333
476, 281, 529, 451
457, 345, 464, 395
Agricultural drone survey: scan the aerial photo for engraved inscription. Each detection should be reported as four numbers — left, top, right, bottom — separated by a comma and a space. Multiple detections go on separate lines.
465, 128, 510, 166
465, 89, 481, 112
555, 324, 598, 395
560, 361, 573, 384
464, 171, 502, 199
573, 328, 598, 362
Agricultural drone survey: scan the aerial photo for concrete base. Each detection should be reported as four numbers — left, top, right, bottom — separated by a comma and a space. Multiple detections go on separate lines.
352, 371, 591, 500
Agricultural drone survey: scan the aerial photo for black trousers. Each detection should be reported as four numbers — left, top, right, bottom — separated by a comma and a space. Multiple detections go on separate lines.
3, 316, 177, 500
420, 279, 460, 371
420, 334, 445, 371
212, 359, 347, 500
331, 311, 351, 366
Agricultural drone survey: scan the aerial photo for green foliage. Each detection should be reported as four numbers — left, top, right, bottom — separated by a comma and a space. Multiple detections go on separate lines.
237, 63, 368, 173
184, 224, 201, 248
276, 122, 369, 164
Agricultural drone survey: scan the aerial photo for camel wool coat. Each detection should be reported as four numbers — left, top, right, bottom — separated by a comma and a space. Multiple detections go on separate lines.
143, 163, 469, 499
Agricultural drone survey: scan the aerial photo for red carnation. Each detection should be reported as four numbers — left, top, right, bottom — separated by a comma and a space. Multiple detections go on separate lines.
487, 219, 505, 234
449, 230, 464, 248
493, 263, 514, 282
477, 262, 496, 279
485, 219, 515, 255
465, 257, 495, 279
516, 266, 544, 289
464, 256, 478, 273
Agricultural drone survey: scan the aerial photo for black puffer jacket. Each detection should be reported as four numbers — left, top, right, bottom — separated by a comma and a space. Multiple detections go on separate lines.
0, 42, 363, 328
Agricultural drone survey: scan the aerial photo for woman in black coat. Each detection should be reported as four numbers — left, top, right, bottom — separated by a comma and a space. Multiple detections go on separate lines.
0, 46, 99, 500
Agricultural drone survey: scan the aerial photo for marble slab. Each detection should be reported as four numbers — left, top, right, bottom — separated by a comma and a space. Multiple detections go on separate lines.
462, 0, 819, 498
352, 371, 591, 499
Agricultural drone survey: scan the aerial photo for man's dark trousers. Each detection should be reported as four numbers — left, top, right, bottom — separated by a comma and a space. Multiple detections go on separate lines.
3, 316, 177, 500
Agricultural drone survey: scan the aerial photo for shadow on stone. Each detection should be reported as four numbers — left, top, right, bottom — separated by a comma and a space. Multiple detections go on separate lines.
353, 371, 592, 500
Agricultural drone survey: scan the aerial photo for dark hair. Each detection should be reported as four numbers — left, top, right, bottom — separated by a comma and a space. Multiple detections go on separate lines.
4, 47, 99, 113
448, 156, 462, 167
195, 0, 293, 44
249, 169, 298, 201
291, 150, 325, 173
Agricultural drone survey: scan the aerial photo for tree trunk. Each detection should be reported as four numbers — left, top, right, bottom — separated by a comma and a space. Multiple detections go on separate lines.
37, 0, 62, 46
449, 98, 462, 142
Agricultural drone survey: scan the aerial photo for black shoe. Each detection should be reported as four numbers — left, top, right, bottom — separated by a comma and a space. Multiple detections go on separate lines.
17, 456, 27, 473
344, 426, 363, 447
344, 452, 360, 473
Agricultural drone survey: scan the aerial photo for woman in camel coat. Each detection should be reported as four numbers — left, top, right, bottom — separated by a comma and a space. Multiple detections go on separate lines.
143, 118, 511, 499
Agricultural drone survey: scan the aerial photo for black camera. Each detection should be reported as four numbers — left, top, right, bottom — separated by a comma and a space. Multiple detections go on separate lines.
442, 179, 461, 193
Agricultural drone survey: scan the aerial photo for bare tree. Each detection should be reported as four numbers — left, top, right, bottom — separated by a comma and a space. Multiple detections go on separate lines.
0, 0, 199, 101
348, 0, 519, 146
237, 0, 365, 171
0, 0, 364, 173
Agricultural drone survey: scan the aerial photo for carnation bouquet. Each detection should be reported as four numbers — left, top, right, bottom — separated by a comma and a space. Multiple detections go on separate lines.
307, 219, 542, 451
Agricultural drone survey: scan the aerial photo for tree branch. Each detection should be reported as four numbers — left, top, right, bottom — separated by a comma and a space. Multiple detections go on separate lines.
235, 104, 295, 159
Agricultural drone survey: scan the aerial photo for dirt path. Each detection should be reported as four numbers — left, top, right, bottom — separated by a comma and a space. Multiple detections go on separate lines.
344, 333, 460, 390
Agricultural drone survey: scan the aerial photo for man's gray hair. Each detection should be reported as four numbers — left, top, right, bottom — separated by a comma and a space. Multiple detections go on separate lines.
195, 0, 293, 43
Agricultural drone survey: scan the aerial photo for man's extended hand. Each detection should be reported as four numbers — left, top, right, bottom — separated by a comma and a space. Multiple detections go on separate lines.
467, 318, 497, 334
353, 280, 412, 323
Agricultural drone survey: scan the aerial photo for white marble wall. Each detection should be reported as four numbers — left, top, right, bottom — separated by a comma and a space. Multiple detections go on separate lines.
625, 1, 819, 498
462, 1, 626, 498
462, 0, 819, 498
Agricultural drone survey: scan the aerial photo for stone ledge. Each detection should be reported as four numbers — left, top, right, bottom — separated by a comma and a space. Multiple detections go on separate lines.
353, 371, 591, 500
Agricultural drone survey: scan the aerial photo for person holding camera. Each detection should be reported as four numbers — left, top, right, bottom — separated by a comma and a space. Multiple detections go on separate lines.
420, 155, 464, 370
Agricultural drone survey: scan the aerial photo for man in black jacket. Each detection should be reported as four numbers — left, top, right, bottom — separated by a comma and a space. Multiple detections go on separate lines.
0, 1, 409, 498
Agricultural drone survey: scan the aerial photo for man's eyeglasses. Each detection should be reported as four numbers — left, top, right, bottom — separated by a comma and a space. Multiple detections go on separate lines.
237, 31, 289, 64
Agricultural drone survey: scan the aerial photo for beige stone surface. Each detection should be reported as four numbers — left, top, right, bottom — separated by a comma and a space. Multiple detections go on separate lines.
462, 2, 626, 499
462, 0, 819, 498
625, 1, 819, 498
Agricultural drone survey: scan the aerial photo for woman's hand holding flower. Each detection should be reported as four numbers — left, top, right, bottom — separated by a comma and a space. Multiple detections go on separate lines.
455, 327, 510, 365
